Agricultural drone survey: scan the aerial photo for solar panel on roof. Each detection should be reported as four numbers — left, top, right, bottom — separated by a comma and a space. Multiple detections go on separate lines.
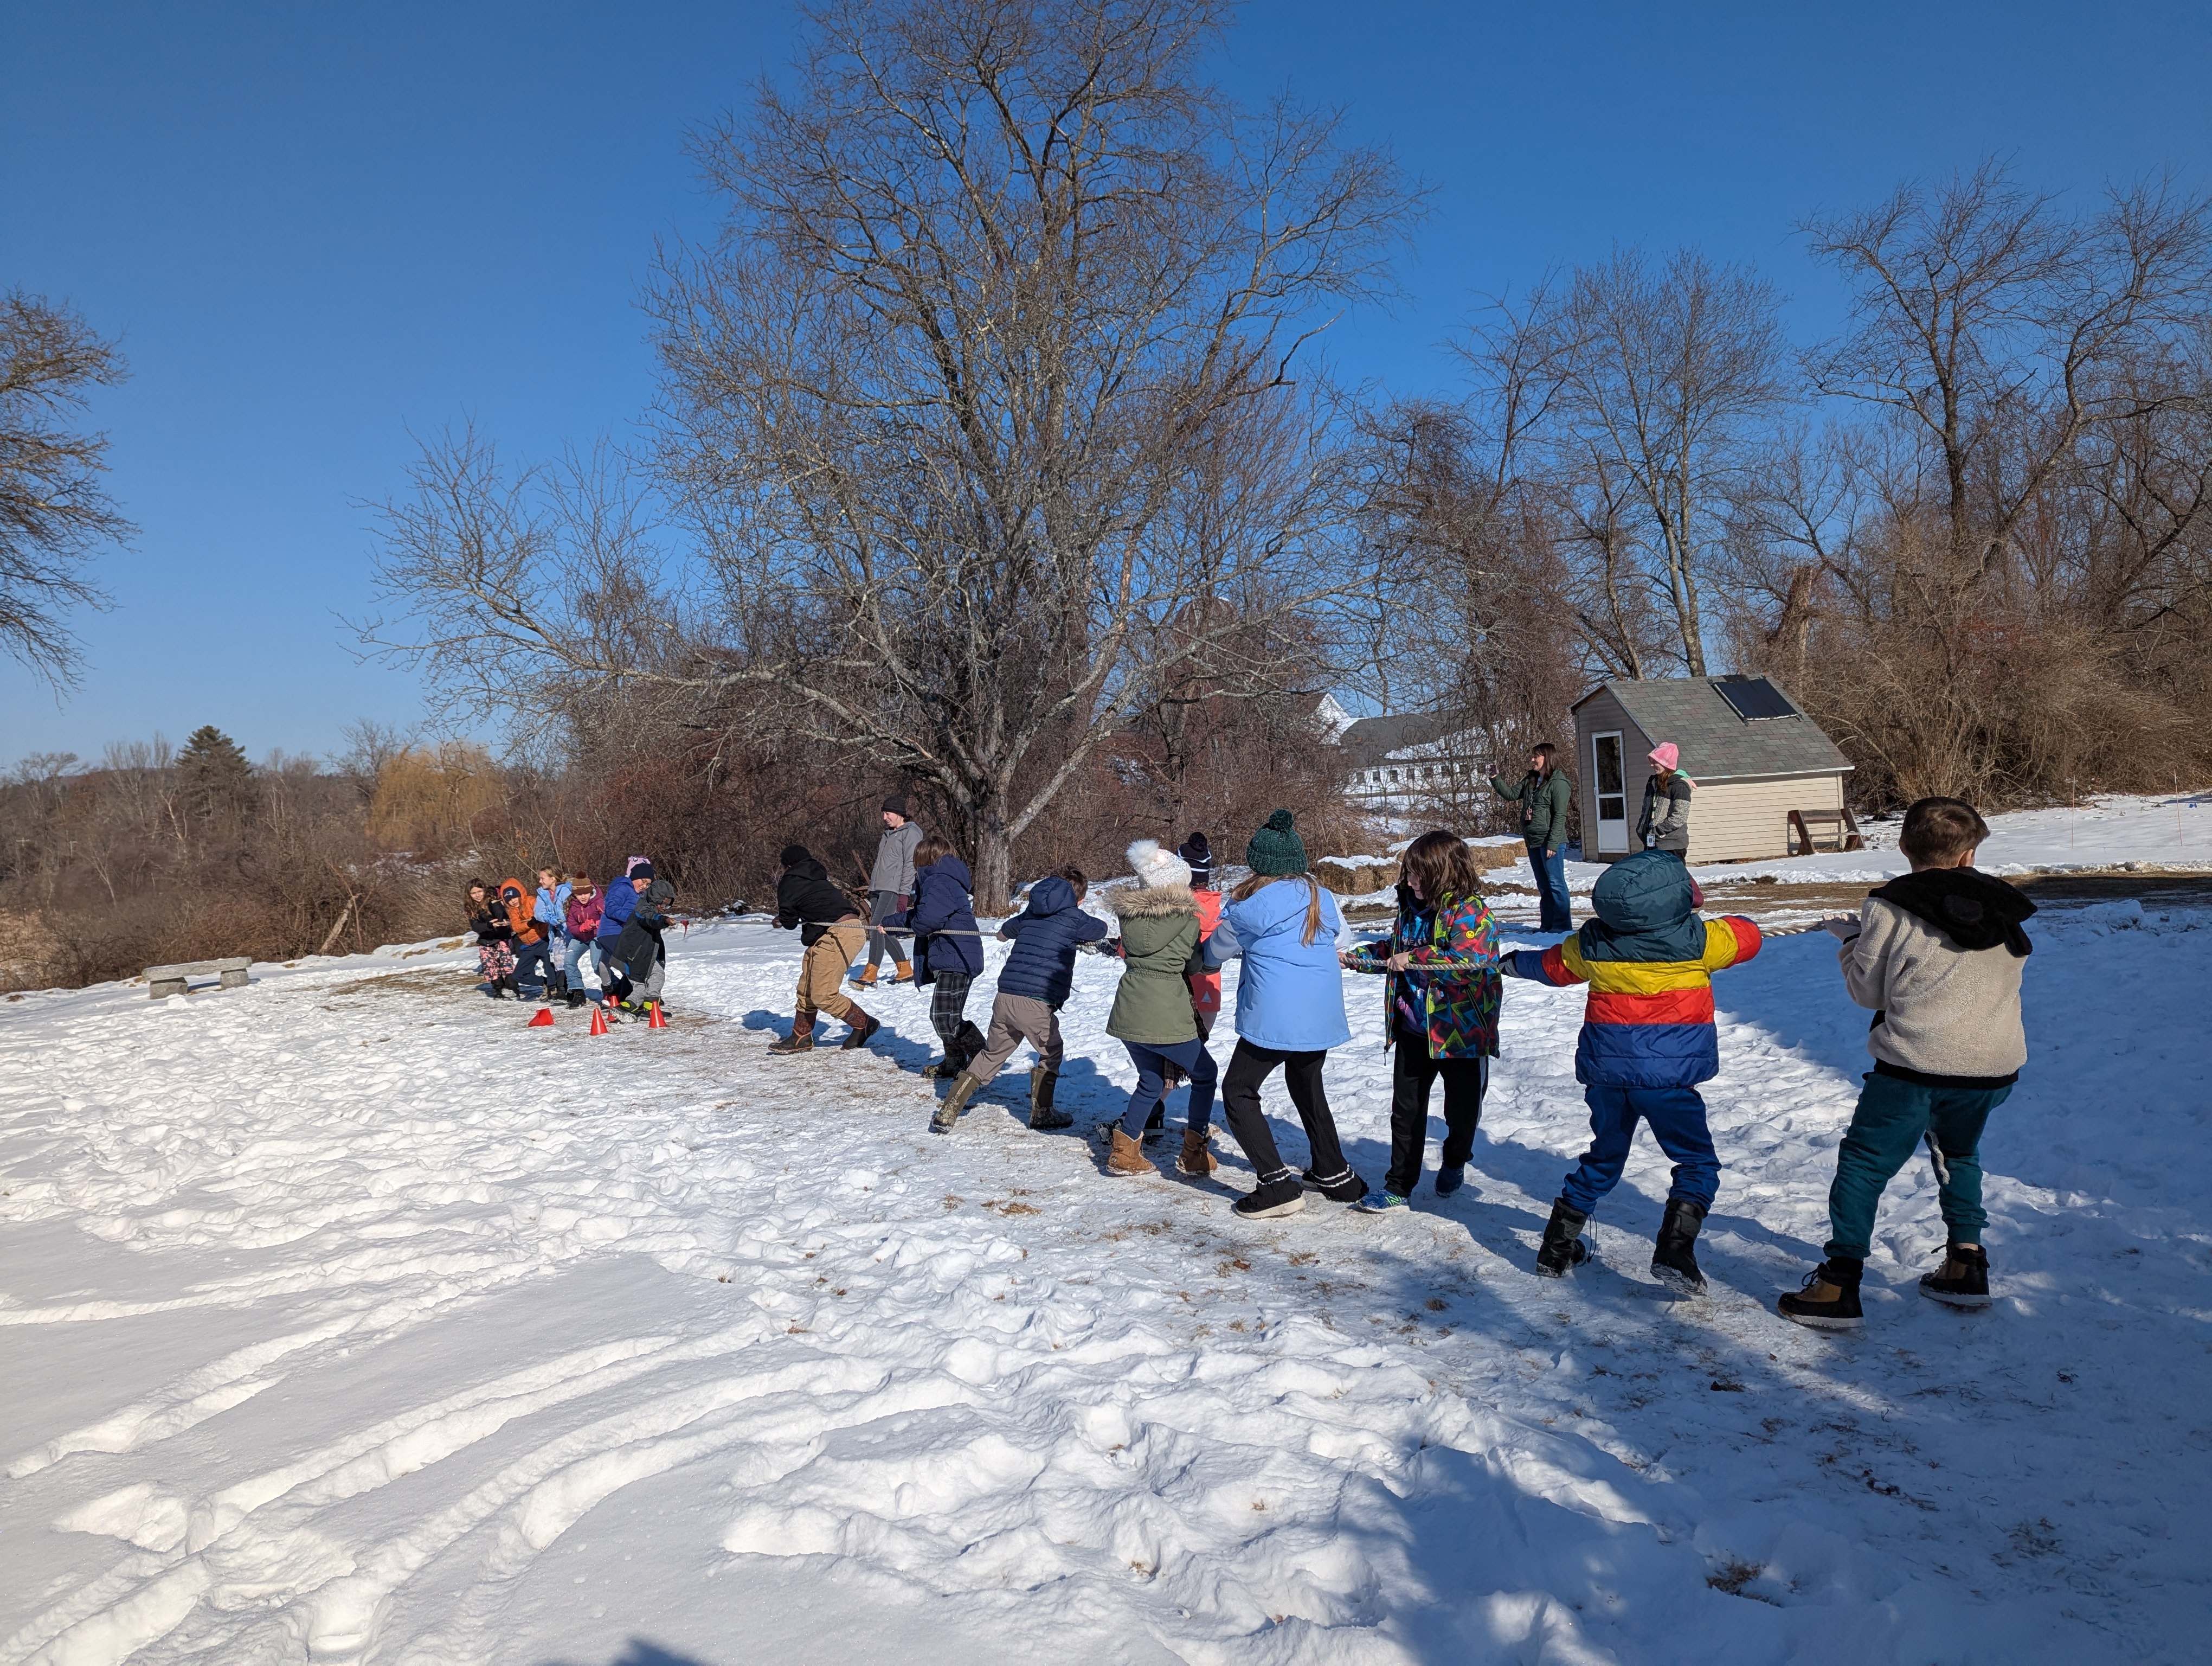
1713, 676, 1798, 722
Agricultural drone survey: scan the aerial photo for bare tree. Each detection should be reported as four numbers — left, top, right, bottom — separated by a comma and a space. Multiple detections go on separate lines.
0, 292, 133, 690
1803, 158, 2212, 611
365, 0, 1414, 904
1542, 249, 1789, 676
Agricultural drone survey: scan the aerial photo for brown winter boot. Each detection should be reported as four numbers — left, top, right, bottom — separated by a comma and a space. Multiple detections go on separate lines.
891, 959, 915, 985
769, 1014, 816, 1054
1107, 1127, 1157, 1177
840, 1004, 880, 1049
1178, 1127, 1219, 1176
1028, 1066, 1071, 1130
852, 964, 878, 989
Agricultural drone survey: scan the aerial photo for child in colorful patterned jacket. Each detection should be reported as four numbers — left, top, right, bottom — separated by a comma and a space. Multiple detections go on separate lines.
1499, 848, 1763, 1291
1341, 829, 1502, 1210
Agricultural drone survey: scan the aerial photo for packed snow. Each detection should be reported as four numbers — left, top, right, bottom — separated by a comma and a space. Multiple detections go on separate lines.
3, 875, 2209, 1664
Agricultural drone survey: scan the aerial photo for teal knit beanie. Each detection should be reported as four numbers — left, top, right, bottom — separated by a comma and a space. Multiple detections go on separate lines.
1245, 808, 1308, 877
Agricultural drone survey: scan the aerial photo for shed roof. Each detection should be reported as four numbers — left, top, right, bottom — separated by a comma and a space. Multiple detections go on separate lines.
1572, 675, 1852, 780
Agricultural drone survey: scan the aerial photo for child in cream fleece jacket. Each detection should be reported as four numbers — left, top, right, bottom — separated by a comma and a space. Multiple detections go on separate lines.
1779, 797, 2034, 1330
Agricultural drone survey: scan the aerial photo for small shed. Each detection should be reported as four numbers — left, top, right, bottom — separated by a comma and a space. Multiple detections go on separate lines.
1571, 675, 1855, 863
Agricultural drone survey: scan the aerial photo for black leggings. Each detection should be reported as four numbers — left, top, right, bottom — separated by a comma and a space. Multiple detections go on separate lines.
1220, 1040, 1353, 1188
1385, 1037, 1487, 1197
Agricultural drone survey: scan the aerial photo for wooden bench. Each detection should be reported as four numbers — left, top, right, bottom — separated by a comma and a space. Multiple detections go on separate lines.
145, 957, 252, 999
1788, 808, 1864, 855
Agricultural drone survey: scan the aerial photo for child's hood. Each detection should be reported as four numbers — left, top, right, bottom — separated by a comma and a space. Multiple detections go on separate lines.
1582, 851, 1703, 959
1025, 875, 1078, 916
1109, 881, 1196, 919
1227, 874, 1334, 938
921, 855, 973, 892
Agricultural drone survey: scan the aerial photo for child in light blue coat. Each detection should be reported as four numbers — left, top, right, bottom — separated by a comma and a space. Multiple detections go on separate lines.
1204, 810, 1369, 1220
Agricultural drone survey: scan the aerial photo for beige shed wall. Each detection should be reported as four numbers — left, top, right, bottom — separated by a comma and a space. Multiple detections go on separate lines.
1687, 773, 1847, 862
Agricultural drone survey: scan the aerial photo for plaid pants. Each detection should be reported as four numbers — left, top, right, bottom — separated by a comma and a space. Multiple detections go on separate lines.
928, 972, 973, 1046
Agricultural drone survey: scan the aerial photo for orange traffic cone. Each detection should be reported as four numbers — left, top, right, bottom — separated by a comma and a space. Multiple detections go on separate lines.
527, 1006, 555, 1029
646, 1002, 668, 1029
588, 1004, 609, 1036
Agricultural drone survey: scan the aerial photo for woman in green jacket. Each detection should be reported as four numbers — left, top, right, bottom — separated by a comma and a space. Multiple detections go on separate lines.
1491, 741, 1574, 931
1102, 839, 1217, 1178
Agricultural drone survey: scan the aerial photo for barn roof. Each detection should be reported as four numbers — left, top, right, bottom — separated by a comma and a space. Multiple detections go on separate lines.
1335, 712, 1475, 768
1573, 675, 1853, 780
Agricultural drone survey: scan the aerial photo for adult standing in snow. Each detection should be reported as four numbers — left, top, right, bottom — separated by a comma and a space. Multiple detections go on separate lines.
1341, 830, 1502, 1211
854, 799, 923, 989
769, 844, 877, 1053
1637, 744, 1693, 857
1099, 840, 1217, 1177
885, 835, 988, 1100
1204, 810, 1369, 1219
1779, 798, 2033, 1330
1491, 744, 1574, 931
940, 867, 1109, 1132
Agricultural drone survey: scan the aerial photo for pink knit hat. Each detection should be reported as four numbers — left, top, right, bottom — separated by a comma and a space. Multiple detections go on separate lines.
1649, 742, 1680, 771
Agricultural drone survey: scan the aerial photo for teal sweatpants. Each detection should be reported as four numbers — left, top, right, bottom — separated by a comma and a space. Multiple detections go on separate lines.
1825, 1071, 2012, 1263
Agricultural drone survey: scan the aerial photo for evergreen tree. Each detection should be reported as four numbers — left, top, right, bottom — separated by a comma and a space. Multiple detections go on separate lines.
177, 725, 255, 825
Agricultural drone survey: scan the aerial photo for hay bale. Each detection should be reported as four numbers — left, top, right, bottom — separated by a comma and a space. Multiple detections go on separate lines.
1313, 856, 1400, 896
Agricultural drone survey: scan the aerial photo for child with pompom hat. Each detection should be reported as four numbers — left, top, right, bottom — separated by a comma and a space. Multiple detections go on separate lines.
1201, 810, 1369, 1219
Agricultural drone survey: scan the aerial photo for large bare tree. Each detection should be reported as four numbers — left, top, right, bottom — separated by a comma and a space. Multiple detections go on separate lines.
365, 0, 1412, 904
0, 292, 132, 690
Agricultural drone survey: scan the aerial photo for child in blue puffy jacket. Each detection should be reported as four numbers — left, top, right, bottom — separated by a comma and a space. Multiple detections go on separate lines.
940, 867, 1107, 1133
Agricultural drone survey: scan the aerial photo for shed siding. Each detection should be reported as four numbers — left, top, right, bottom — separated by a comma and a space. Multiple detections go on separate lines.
1571, 689, 1649, 855
1687, 773, 1846, 862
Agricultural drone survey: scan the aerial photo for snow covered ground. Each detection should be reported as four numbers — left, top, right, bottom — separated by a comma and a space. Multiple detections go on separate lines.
3, 883, 2209, 1665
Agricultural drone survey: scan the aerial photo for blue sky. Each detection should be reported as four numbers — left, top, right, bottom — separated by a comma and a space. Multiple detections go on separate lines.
6, 1, 2208, 764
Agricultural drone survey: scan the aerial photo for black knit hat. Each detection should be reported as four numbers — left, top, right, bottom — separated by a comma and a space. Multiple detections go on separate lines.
882, 796, 909, 817
779, 843, 810, 868
1178, 831, 1213, 886
631, 860, 654, 881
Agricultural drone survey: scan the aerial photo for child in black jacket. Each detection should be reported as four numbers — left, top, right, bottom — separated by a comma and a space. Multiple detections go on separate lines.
769, 844, 877, 1053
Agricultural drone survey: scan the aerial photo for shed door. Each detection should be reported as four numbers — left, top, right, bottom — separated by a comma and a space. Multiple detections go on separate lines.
1592, 732, 1630, 853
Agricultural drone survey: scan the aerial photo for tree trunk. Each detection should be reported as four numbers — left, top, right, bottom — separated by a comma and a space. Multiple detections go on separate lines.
972, 802, 1014, 917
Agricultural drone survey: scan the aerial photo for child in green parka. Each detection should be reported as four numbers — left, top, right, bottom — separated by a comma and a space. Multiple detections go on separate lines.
1101, 840, 1217, 1180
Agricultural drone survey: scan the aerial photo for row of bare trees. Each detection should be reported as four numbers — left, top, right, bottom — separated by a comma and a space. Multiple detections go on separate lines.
1362, 161, 2212, 806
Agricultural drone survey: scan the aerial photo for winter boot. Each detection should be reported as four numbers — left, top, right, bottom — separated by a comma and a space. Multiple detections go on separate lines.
850, 964, 878, 988
1435, 1164, 1466, 1196
932, 1073, 982, 1135
1107, 1127, 1157, 1177
1778, 1258, 1865, 1330
769, 1014, 816, 1055
1233, 1175, 1307, 1219
840, 1005, 880, 1049
497, 975, 520, 1000
1176, 1127, 1219, 1176
1919, 1243, 1991, 1310
1534, 1199, 1591, 1278
891, 959, 915, 985
1650, 1197, 1708, 1294
549, 971, 569, 997
1142, 1102, 1167, 1145
565, 988, 588, 1010
955, 1020, 988, 1063
1028, 1067, 1071, 1131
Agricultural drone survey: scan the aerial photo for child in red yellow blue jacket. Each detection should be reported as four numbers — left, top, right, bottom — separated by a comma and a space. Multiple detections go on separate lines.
1501, 849, 1762, 1291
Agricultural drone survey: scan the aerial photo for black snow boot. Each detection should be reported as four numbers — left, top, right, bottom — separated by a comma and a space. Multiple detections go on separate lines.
496, 975, 520, 1000
1778, 1258, 1864, 1330
1534, 1198, 1591, 1278
565, 989, 588, 1009
1142, 1102, 1167, 1144
1920, 1243, 1991, 1310
549, 971, 569, 997
1233, 1174, 1307, 1220
1650, 1197, 1708, 1294
1028, 1067, 1071, 1131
